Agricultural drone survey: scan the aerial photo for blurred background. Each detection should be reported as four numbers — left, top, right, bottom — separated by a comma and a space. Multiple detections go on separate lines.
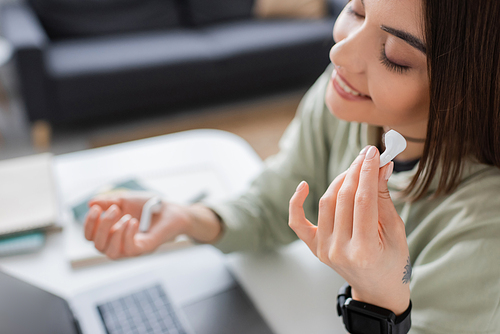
0, 3, 348, 329
0, 0, 345, 161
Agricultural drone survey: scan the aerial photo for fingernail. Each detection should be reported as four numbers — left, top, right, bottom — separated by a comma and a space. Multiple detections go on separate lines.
359, 145, 369, 155
385, 162, 394, 180
117, 214, 131, 228
108, 205, 118, 218
366, 146, 377, 160
296, 181, 306, 192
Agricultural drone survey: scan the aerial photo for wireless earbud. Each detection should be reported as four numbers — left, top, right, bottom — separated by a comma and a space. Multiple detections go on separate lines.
139, 196, 162, 232
379, 130, 407, 168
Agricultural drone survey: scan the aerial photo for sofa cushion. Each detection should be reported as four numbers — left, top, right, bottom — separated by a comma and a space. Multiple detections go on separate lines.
28, 0, 181, 39
184, 0, 254, 26
46, 30, 214, 77
45, 30, 219, 121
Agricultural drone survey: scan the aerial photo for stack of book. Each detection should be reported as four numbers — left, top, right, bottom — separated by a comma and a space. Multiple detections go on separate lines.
0, 153, 59, 256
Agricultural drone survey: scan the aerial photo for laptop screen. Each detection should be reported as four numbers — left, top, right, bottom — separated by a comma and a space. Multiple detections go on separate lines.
0, 270, 80, 334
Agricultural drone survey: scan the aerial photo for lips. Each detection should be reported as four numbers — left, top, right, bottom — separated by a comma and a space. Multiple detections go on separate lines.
331, 69, 371, 101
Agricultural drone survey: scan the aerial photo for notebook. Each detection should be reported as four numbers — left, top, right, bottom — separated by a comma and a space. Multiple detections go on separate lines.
0, 153, 59, 236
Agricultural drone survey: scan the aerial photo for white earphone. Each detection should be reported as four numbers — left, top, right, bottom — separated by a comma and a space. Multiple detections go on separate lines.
139, 196, 162, 232
379, 130, 407, 168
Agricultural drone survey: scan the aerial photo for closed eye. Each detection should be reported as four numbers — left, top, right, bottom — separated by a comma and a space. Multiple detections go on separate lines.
346, 5, 365, 19
379, 46, 410, 74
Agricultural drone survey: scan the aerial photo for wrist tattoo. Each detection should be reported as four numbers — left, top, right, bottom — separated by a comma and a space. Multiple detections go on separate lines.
402, 256, 412, 284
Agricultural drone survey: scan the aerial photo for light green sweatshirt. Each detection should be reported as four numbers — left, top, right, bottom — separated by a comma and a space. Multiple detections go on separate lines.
211, 66, 500, 333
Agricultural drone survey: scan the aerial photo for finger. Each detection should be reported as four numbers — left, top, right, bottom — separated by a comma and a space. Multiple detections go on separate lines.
123, 218, 141, 256
289, 181, 318, 255
317, 171, 347, 248
105, 214, 130, 259
94, 204, 122, 252
353, 146, 380, 242
88, 196, 121, 211
377, 162, 401, 228
84, 205, 103, 241
333, 147, 368, 243
378, 161, 394, 202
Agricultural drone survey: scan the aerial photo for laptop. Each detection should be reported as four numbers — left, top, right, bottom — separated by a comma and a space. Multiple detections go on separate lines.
0, 246, 274, 334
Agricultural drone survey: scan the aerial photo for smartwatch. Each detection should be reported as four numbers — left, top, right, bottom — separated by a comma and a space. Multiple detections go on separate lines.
336, 283, 412, 334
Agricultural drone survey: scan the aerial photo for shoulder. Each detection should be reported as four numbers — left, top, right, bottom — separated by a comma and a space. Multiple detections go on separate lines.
408, 164, 500, 273
443, 165, 500, 224
407, 163, 500, 275
409, 164, 500, 231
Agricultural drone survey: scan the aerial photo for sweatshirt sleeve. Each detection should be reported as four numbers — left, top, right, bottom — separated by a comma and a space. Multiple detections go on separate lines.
210, 66, 339, 253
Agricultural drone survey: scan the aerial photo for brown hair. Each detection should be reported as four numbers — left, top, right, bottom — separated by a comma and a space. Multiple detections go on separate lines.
405, 0, 500, 200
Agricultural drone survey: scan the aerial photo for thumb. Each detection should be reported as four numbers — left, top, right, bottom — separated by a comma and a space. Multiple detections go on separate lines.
289, 181, 318, 254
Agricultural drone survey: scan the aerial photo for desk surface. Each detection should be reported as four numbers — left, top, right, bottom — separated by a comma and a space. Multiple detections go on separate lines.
0, 129, 347, 334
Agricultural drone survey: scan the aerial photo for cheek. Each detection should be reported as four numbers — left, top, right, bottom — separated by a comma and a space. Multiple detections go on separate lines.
325, 71, 430, 127
370, 77, 430, 125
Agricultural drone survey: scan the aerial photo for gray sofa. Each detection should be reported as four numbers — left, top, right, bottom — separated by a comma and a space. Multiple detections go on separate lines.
0, 0, 342, 126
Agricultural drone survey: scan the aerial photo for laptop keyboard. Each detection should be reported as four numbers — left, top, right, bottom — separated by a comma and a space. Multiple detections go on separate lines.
97, 284, 187, 334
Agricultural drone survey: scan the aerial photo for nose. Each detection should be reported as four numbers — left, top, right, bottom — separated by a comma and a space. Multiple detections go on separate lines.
330, 26, 369, 74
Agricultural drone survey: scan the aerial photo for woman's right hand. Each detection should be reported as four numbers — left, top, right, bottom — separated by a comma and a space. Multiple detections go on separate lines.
83, 191, 222, 260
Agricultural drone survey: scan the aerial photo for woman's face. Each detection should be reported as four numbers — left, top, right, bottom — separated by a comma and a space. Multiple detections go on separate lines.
326, 0, 429, 139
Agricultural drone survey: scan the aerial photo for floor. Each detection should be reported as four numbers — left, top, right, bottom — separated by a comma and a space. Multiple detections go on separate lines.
0, 87, 307, 162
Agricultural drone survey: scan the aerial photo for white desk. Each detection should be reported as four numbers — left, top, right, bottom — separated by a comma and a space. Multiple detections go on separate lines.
0, 129, 347, 334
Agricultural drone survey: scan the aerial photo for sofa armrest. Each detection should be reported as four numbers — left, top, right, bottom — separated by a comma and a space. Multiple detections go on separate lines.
0, 3, 51, 122
0, 3, 48, 49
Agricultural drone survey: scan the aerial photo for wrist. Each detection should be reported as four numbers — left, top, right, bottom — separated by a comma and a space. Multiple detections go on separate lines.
351, 286, 410, 316
185, 204, 223, 244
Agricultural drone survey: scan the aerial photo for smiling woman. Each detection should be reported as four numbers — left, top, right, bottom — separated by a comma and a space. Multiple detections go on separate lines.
83, 0, 500, 333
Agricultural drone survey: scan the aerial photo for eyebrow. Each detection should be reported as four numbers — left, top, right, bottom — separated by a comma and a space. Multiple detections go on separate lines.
380, 25, 427, 54
359, 0, 427, 55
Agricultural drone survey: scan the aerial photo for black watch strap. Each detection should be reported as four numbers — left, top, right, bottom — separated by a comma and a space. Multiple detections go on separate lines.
337, 283, 412, 334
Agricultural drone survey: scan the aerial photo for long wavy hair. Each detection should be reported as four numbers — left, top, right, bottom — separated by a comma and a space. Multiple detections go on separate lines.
405, 0, 500, 200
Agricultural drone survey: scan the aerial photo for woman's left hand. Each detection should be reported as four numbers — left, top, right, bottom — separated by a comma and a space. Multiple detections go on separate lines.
289, 146, 411, 315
